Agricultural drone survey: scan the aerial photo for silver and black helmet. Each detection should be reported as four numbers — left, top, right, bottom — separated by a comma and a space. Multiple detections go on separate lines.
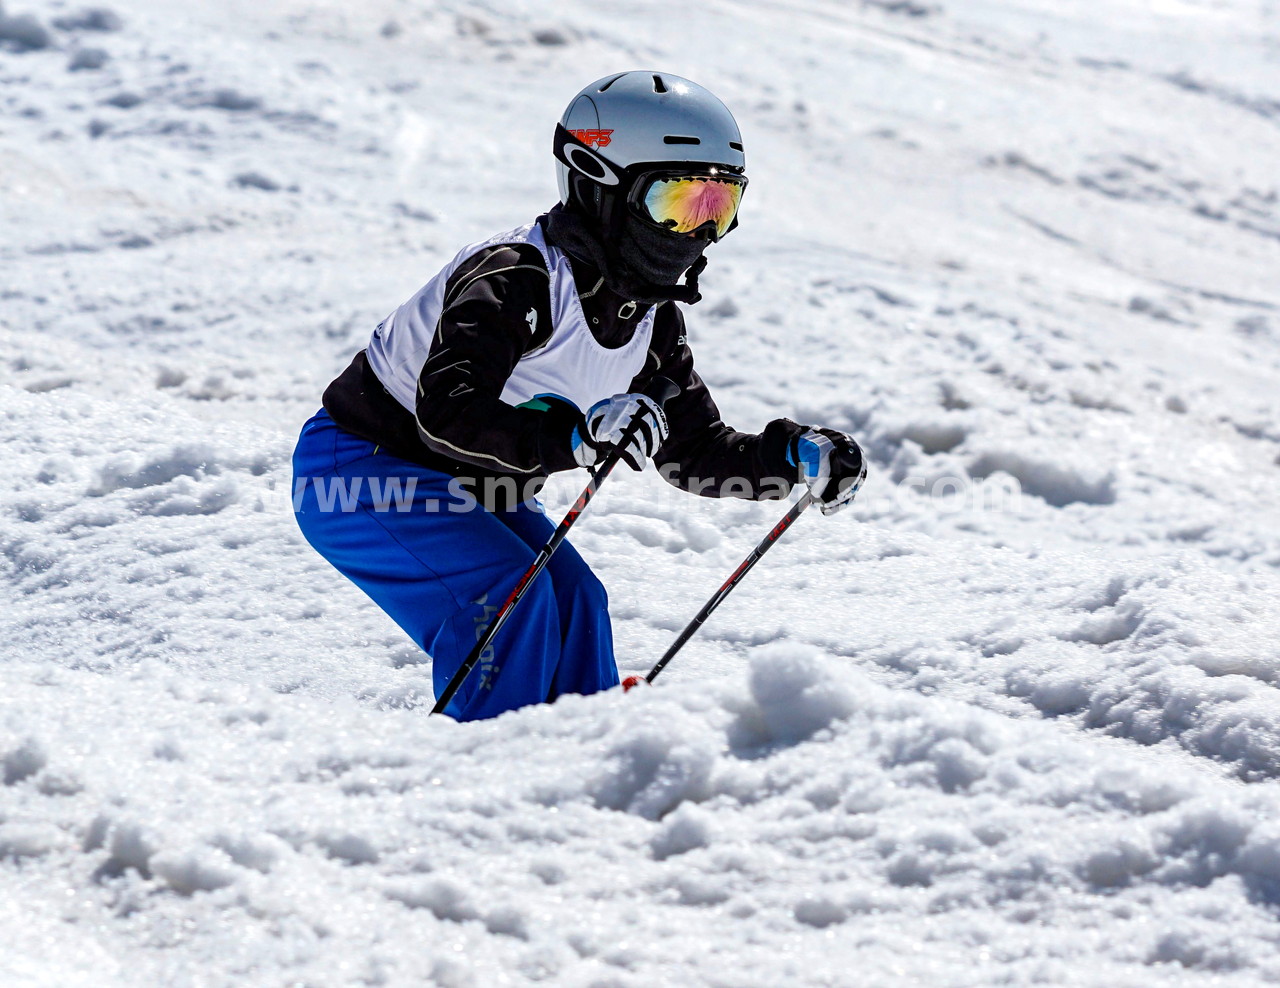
553, 71, 747, 242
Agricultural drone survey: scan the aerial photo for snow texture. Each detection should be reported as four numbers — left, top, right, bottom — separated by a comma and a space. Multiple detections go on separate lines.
2, 0, 1280, 985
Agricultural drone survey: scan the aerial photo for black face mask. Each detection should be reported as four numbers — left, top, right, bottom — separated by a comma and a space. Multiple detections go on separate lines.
615, 211, 709, 296
543, 202, 708, 306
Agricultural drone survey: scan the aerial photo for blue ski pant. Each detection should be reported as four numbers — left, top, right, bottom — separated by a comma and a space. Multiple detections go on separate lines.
292, 410, 617, 721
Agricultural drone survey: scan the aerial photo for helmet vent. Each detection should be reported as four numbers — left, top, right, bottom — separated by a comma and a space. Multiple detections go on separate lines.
729, 141, 744, 152
652, 74, 668, 94
663, 135, 700, 145
597, 74, 625, 93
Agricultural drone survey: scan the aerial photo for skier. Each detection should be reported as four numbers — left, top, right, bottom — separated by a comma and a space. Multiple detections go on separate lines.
292, 71, 866, 721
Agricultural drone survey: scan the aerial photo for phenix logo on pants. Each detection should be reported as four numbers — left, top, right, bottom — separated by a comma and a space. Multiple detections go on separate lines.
472, 594, 500, 691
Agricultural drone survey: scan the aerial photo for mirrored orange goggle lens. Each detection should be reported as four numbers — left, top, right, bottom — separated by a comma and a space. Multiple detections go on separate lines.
643, 177, 744, 238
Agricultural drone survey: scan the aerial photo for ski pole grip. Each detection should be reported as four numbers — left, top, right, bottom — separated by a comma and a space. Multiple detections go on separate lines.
643, 375, 680, 410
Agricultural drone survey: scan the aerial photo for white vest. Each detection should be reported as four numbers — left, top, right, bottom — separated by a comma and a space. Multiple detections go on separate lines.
366, 223, 655, 417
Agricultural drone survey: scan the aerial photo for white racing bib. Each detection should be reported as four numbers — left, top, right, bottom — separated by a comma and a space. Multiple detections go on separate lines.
366, 222, 655, 419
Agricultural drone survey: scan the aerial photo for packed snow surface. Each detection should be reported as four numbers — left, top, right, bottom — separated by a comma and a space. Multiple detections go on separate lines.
3, 0, 1280, 985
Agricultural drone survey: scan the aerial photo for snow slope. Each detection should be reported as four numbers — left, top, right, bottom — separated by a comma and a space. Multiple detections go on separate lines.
3, 0, 1280, 984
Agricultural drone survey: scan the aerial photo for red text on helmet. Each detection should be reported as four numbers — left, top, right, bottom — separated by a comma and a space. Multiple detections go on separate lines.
570, 129, 613, 149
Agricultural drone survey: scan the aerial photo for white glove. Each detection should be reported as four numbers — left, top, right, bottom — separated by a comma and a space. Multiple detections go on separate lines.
790, 427, 867, 515
572, 392, 670, 471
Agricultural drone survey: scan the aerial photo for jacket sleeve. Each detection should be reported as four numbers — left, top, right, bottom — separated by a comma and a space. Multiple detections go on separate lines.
412, 245, 581, 476
633, 304, 803, 500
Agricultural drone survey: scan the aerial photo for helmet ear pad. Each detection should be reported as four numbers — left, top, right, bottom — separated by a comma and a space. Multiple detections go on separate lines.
567, 172, 628, 242
568, 172, 604, 221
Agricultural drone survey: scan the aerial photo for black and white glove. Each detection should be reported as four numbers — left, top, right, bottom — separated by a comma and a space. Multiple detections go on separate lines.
788, 427, 867, 515
572, 392, 670, 471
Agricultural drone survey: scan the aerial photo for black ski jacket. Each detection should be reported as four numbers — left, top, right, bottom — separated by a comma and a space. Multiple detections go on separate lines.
323, 215, 804, 509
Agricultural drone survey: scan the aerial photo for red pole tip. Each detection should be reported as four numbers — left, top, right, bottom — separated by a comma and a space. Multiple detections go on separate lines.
621, 675, 647, 693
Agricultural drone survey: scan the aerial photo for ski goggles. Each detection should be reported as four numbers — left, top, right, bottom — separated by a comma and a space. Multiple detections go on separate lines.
632, 170, 746, 241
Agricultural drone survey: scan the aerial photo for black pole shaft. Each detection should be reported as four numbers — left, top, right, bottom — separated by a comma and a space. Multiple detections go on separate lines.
645, 491, 815, 685
431, 378, 678, 717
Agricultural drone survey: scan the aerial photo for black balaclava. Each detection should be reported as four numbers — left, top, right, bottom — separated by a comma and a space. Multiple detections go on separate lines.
618, 212, 708, 299
543, 190, 709, 306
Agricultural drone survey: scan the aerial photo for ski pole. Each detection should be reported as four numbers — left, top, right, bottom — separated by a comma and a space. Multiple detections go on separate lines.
430, 376, 680, 717
630, 490, 816, 688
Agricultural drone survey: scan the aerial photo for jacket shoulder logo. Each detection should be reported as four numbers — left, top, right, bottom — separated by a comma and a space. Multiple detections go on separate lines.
525, 308, 538, 333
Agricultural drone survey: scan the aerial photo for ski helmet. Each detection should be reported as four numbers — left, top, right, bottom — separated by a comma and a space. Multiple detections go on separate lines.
553, 71, 747, 243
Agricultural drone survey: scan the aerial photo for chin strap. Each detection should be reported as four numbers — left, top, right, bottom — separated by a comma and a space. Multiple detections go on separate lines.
673, 254, 708, 305
630, 254, 708, 306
